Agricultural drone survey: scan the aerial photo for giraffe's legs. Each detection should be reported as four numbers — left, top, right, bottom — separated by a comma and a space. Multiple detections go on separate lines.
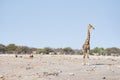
83, 55, 86, 65
86, 49, 90, 65
82, 49, 87, 65
82, 49, 90, 65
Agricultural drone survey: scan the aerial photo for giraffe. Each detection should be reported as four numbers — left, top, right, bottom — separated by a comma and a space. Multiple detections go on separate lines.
82, 24, 95, 65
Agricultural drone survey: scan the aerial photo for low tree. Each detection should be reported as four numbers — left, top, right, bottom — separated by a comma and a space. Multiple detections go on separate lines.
36, 48, 44, 54
105, 47, 120, 56
74, 49, 82, 55
5, 44, 17, 54
43, 47, 53, 54
63, 47, 75, 55
91, 47, 105, 55
0, 44, 6, 54
16, 46, 31, 54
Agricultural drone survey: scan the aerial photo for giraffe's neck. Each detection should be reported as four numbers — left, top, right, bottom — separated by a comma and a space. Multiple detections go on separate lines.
85, 29, 90, 44
87, 29, 90, 40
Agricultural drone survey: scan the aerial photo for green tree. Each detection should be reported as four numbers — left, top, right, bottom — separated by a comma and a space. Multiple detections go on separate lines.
63, 47, 74, 55
5, 44, 17, 54
54, 48, 64, 55
74, 49, 82, 55
36, 48, 44, 54
43, 47, 53, 54
16, 46, 31, 54
0, 44, 6, 54
105, 47, 120, 56
91, 47, 105, 55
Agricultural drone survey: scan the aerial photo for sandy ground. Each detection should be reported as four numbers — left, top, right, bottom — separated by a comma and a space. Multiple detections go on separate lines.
0, 54, 120, 80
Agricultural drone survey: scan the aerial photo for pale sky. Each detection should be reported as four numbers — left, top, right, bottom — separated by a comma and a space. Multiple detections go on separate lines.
0, 0, 120, 49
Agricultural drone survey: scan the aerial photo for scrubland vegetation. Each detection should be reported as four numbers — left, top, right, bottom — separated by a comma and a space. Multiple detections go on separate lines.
0, 43, 120, 56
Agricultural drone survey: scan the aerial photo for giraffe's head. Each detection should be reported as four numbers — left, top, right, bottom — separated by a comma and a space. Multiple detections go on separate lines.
88, 24, 95, 30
